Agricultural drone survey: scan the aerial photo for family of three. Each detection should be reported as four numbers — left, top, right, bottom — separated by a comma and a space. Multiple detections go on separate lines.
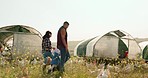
42, 21, 70, 74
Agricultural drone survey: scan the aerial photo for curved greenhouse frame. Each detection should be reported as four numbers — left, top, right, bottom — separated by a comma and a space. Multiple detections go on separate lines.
74, 30, 141, 59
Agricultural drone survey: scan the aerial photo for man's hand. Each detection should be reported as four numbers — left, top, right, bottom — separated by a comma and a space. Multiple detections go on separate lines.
66, 45, 69, 52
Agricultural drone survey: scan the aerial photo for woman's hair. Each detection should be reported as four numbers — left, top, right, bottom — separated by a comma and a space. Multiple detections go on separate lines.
43, 31, 52, 39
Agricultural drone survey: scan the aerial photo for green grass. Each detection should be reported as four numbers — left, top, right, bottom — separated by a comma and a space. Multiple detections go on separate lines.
0, 56, 148, 78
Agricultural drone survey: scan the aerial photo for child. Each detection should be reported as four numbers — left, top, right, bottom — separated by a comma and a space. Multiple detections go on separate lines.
48, 47, 61, 73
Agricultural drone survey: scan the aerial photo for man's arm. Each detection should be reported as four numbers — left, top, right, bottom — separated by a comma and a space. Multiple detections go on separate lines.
60, 28, 68, 50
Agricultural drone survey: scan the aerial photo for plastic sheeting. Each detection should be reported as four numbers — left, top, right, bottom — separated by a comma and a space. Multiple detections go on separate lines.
13, 33, 42, 53
139, 41, 148, 60
94, 36, 119, 58
86, 36, 102, 57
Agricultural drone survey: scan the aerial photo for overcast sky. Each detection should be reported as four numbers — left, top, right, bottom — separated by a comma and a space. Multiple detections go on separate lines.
0, 0, 148, 42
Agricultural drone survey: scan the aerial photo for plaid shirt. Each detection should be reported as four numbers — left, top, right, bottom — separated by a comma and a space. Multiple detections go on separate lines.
42, 38, 52, 51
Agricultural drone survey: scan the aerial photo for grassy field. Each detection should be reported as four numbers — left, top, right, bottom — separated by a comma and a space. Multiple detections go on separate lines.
0, 55, 148, 78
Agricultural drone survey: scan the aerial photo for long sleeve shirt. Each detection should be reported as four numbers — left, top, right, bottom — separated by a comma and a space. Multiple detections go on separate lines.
42, 38, 52, 51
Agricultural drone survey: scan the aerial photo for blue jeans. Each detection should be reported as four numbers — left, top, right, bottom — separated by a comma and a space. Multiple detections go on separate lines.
59, 48, 70, 72
42, 50, 53, 64
59, 48, 67, 72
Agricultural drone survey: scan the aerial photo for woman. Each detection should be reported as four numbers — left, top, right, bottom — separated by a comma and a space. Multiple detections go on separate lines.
42, 31, 53, 71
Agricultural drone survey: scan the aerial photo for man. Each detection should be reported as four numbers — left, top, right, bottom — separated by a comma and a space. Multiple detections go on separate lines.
57, 21, 70, 72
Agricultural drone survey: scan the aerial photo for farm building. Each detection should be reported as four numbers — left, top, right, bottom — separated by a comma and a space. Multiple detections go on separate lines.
0, 25, 42, 54
139, 41, 148, 61
74, 30, 141, 59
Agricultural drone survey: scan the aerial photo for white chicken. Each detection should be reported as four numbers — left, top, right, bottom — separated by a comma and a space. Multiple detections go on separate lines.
97, 64, 111, 78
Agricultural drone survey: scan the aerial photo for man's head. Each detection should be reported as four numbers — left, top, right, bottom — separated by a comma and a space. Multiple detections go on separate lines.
63, 21, 69, 29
